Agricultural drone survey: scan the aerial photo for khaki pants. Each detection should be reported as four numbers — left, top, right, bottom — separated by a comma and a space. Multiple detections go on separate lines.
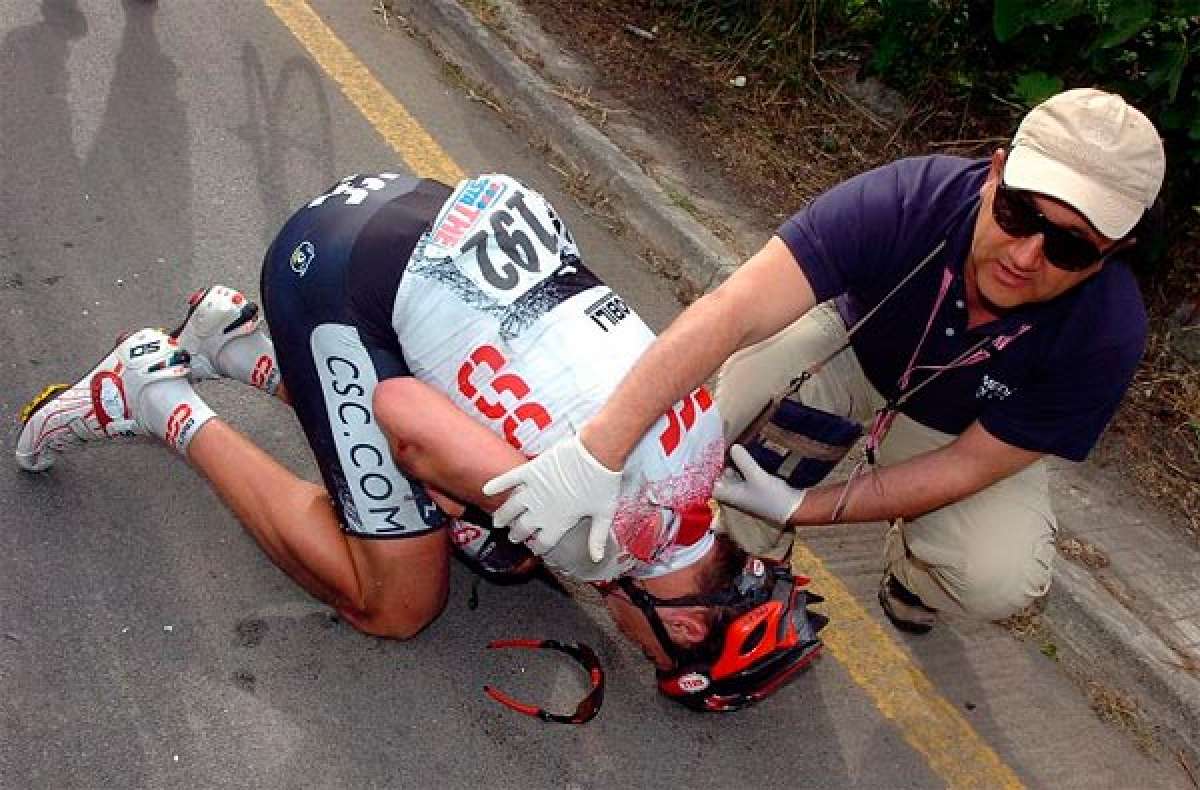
715, 304, 1057, 620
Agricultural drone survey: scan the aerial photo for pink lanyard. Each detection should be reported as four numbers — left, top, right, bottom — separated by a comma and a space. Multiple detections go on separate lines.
784, 240, 1031, 463
782, 241, 949, 399
821, 249, 1031, 519
863, 265, 1031, 462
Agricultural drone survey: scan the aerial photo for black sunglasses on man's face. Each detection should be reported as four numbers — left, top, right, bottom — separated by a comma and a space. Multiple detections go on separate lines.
992, 182, 1134, 272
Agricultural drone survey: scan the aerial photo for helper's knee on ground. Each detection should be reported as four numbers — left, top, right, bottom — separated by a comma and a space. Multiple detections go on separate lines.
915, 521, 1057, 621
956, 556, 1051, 620
896, 460, 1057, 621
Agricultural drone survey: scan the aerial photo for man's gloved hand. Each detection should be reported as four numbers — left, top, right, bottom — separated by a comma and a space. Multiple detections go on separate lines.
715, 444, 807, 525
482, 434, 622, 562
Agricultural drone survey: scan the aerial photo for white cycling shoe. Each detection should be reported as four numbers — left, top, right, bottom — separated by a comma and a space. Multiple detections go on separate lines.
15, 329, 190, 472
171, 285, 262, 381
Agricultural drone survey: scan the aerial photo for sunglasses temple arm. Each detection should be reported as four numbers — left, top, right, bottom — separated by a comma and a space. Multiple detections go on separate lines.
483, 684, 550, 719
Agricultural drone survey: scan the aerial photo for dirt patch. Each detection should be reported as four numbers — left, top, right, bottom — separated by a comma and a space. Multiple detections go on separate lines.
1057, 536, 1111, 570
995, 596, 1047, 641
1100, 330, 1200, 537
513, 0, 1012, 219
234, 618, 267, 648
1086, 680, 1157, 755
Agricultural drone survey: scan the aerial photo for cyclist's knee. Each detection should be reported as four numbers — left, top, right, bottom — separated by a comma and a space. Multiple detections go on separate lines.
336, 528, 450, 640
337, 586, 447, 640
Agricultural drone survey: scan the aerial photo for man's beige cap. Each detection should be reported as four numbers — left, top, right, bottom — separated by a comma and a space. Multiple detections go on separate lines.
1004, 88, 1165, 239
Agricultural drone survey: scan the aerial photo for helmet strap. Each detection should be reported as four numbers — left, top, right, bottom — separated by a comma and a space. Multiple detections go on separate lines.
617, 577, 687, 667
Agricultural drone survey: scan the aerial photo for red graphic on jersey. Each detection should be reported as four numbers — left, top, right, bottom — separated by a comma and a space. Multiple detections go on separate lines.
457, 344, 552, 452
458, 345, 507, 418
433, 177, 504, 247
251, 355, 275, 390
504, 403, 552, 447
491, 373, 529, 400
165, 403, 193, 446
611, 438, 724, 562
457, 346, 505, 398
658, 387, 714, 456
433, 204, 481, 248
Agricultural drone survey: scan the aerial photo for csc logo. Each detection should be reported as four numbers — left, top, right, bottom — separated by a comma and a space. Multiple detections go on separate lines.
457, 344, 552, 451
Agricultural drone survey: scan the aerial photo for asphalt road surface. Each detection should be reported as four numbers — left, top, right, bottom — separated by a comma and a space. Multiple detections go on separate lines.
0, 2, 1189, 788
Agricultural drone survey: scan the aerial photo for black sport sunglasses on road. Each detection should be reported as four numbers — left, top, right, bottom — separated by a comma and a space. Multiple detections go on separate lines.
992, 181, 1135, 272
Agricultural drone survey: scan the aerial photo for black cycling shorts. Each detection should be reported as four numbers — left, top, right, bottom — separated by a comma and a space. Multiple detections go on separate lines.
259, 173, 451, 539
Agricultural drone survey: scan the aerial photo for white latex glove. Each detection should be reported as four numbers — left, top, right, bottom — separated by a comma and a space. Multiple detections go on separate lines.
715, 444, 807, 525
482, 434, 622, 562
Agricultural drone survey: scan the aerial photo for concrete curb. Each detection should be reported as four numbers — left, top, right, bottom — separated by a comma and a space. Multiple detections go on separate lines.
395, 0, 1200, 767
396, 0, 740, 300
1043, 541, 1200, 766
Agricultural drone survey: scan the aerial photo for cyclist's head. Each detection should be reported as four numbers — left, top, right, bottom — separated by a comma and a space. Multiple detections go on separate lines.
600, 534, 827, 712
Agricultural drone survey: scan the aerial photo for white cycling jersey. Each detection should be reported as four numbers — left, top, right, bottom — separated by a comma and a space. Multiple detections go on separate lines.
393, 175, 724, 581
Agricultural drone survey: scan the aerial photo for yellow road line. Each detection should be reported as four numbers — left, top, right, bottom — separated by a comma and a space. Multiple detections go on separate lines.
262, 0, 463, 185
792, 540, 1024, 788
262, 2, 1022, 785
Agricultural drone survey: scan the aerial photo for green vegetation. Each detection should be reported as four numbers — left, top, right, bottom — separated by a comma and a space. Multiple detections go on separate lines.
654, 0, 1199, 229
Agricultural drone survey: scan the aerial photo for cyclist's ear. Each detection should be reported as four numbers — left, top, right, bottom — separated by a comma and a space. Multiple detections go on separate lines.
658, 608, 709, 648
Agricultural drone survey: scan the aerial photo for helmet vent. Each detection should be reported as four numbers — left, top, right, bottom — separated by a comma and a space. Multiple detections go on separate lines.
741, 620, 768, 656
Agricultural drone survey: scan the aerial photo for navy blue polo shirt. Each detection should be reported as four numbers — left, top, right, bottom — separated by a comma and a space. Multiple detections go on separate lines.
777, 155, 1146, 461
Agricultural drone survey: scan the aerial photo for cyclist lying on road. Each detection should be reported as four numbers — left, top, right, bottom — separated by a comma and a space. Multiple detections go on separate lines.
16, 172, 824, 711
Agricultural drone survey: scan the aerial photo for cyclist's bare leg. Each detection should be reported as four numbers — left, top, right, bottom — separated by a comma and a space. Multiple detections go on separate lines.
186, 418, 449, 639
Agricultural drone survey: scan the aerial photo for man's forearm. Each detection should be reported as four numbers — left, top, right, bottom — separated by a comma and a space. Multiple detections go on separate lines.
792, 452, 970, 526
787, 424, 1042, 527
